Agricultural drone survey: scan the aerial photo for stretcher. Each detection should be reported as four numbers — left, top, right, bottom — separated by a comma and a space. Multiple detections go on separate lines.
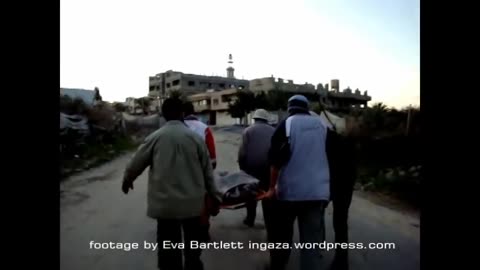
219, 191, 268, 210
214, 170, 268, 210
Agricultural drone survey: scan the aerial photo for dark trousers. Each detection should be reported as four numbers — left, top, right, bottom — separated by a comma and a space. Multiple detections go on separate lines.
245, 200, 257, 224
269, 200, 328, 270
156, 217, 205, 270
331, 188, 353, 270
262, 199, 276, 243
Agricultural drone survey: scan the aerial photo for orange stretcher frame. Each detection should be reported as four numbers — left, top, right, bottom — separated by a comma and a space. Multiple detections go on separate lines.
219, 191, 268, 210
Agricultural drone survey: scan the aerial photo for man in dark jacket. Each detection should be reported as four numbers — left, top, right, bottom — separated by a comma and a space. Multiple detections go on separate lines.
326, 125, 357, 270
237, 108, 275, 228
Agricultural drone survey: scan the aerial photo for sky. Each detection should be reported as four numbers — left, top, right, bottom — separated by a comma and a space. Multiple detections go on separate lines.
61, 0, 419, 109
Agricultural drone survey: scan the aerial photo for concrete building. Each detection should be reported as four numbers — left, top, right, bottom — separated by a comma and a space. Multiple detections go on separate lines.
148, 70, 249, 99
319, 86, 371, 112
148, 55, 249, 99
249, 76, 316, 93
186, 88, 240, 126
124, 97, 159, 115
249, 77, 371, 112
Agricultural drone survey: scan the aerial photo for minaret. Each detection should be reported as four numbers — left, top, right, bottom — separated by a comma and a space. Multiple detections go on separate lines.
227, 54, 234, 78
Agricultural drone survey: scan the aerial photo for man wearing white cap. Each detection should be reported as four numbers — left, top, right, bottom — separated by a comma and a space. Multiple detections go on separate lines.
237, 108, 275, 228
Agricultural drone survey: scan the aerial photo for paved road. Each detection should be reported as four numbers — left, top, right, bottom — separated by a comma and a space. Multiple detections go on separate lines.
60, 129, 420, 270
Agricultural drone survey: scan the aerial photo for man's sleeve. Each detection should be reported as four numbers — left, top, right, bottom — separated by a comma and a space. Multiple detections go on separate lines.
237, 130, 248, 171
268, 120, 288, 169
199, 139, 220, 200
204, 127, 216, 163
123, 135, 156, 184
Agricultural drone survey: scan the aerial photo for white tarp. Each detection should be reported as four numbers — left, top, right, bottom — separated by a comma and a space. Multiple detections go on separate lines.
310, 110, 346, 133
121, 113, 165, 127
60, 113, 89, 133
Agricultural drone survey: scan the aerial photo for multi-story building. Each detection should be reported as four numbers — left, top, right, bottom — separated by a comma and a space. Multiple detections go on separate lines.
148, 55, 372, 121
148, 70, 249, 99
186, 88, 239, 126
319, 86, 371, 112
249, 77, 317, 93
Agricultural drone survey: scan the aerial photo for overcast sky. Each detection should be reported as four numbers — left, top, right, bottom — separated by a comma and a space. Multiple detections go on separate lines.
61, 0, 419, 108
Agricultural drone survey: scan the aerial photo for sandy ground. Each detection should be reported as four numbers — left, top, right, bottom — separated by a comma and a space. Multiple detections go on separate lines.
60, 127, 419, 270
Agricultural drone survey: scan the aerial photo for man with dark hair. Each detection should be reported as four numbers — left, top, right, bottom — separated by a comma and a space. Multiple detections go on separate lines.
122, 97, 219, 270
237, 108, 275, 228
183, 101, 217, 170
266, 95, 330, 270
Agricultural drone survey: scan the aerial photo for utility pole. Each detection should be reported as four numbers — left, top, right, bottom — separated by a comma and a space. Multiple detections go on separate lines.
405, 105, 412, 136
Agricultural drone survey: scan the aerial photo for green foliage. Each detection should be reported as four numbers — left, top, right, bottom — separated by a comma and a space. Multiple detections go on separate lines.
113, 102, 127, 112
311, 102, 325, 114
353, 103, 420, 137
60, 96, 89, 115
227, 90, 256, 119
359, 166, 421, 207
136, 97, 152, 115
253, 91, 269, 110
61, 135, 138, 179
265, 90, 289, 110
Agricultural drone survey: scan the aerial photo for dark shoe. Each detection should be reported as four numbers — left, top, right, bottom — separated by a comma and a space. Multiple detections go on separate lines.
243, 218, 254, 227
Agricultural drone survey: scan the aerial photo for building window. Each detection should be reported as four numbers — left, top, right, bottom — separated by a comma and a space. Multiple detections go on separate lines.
188, 81, 195, 87
208, 83, 212, 88
172, 80, 180, 86
149, 86, 154, 91
219, 83, 225, 88
166, 83, 171, 88
213, 99, 219, 105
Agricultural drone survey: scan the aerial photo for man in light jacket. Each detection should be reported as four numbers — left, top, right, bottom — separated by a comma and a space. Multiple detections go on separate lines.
266, 95, 330, 270
122, 97, 219, 270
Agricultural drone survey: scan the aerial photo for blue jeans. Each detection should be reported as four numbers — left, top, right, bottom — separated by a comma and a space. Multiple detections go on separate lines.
268, 200, 328, 270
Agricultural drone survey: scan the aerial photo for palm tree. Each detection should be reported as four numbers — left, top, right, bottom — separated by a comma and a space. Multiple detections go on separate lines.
362, 102, 390, 135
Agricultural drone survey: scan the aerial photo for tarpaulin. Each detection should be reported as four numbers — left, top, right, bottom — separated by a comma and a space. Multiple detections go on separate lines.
214, 171, 264, 208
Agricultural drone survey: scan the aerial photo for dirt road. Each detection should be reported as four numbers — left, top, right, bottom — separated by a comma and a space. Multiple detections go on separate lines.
60, 128, 420, 270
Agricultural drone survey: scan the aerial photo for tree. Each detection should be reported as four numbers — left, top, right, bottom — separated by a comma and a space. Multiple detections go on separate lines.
136, 97, 152, 115
227, 90, 256, 124
266, 90, 289, 111
253, 91, 269, 110
361, 102, 389, 134
169, 90, 187, 102
113, 102, 127, 112
170, 90, 182, 99
60, 95, 88, 115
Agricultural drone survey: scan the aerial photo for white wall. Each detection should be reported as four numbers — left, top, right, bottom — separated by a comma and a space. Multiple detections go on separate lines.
215, 111, 238, 126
